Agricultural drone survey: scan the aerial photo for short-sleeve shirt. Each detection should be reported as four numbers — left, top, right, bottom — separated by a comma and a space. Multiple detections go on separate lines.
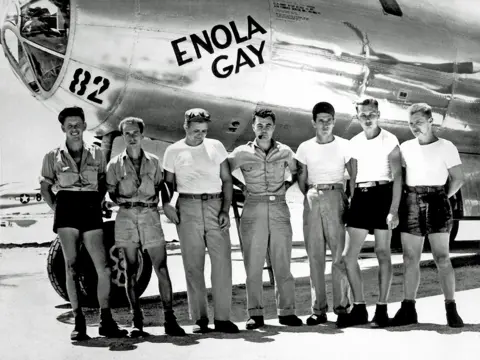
162, 138, 228, 194
106, 150, 162, 204
39, 142, 106, 192
400, 138, 462, 186
295, 136, 351, 185
350, 128, 399, 183
228, 139, 297, 196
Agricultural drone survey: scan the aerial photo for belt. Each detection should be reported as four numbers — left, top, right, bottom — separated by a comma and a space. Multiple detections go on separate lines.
309, 183, 343, 190
178, 193, 223, 200
246, 194, 286, 202
356, 181, 392, 188
119, 202, 158, 209
406, 185, 445, 193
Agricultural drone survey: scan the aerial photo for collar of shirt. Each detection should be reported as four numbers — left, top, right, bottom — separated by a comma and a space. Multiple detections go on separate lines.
248, 138, 280, 157
121, 148, 152, 162
58, 141, 95, 171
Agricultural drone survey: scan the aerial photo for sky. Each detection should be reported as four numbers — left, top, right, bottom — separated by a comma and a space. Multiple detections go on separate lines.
0, 54, 71, 185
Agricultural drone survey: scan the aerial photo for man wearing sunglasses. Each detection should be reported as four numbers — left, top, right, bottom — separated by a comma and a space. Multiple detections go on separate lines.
162, 108, 239, 334
228, 108, 302, 330
341, 98, 402, 328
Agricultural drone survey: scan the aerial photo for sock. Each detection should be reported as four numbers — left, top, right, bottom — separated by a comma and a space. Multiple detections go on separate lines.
377, 302, 387, 306
445, 299, 456, 305
100, 308, 113, 320
354, 302, 366, 305
72, 308, 83, 318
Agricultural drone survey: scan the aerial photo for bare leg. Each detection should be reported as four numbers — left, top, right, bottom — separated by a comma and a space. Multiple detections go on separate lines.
82, 229, 111, 309
120, 246, 140, 312
57, 228, 82, 313
400, 233, 424, 300
428, 233, 455, 300
147, 245, 173, 311
343, 227, 368, 302
373, 229, 392, 303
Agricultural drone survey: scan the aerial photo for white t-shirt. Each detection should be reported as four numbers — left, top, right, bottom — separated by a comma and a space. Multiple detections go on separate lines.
295, 136, 351, 184
162, 138, 228, 194
400, 138, 462, 186
350, 128, 399, 183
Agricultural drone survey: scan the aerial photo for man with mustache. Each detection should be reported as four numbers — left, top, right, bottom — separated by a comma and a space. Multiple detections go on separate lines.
106, 117, 186, 337
228, 108, 302, 330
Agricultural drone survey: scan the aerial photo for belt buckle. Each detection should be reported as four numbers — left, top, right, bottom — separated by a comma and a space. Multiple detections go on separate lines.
269, 195, 276, 201
201, 194, 208, 201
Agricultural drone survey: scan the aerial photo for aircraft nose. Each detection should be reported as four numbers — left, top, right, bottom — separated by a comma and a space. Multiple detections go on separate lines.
1, 0, 70, 96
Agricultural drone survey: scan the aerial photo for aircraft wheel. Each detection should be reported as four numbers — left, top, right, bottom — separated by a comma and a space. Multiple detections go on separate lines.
36, 193, 42, 201
46, 220, 153, 307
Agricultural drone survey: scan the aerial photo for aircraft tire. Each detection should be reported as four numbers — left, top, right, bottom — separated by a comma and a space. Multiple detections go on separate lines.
36, 193, 42, 201
46, 220, 153, 307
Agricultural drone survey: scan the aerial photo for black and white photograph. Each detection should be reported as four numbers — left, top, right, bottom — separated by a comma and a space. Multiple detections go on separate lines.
1, 0, 479, 359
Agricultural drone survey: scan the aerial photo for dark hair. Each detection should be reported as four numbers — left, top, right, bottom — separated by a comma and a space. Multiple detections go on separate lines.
408, 103, 432, 119
312, 102, 335, 120
252, 108, 276, 124
184, 108, 211, 127
58, 106, 85, 124
118, 117, 145, 133
355, 98, 379, 112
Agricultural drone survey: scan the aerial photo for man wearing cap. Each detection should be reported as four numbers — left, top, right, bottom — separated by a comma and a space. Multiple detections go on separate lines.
40, 106, 127, 341
228, 108, 302, 330
106, 117, 186, 337
341, 98, 402, 328
162, 108, 239, 334
295, 102, 352, 327
391, 103, 464, 328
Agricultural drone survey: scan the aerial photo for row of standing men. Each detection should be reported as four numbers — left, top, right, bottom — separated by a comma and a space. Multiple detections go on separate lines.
39, 97, 465, 341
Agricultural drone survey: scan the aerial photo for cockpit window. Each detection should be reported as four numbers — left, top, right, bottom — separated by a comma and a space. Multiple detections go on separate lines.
3, 29, 40, 92
4, 29, 20, 62
19, 0, 70, 54
23, 42, 63, 91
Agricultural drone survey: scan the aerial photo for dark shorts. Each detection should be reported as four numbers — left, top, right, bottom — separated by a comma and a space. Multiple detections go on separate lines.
53, 191, 103, 234
346, 183, 393, 231
399, 186, 453, 237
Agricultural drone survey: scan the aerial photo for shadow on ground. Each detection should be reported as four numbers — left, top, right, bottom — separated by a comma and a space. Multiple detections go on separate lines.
58, 254, 480, 351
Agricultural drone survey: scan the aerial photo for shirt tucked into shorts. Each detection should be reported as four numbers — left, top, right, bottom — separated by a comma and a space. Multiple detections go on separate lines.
40, 142, 106, 233
107, 150, 165, 250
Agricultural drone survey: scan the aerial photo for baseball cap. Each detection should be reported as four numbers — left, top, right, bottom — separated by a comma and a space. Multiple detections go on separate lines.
312, 102, 335, 119
184, 108, 211, 123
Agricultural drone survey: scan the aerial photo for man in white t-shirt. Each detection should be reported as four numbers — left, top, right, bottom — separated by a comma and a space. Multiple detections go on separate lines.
341, 98, 402, 328
161, 108, 239, 334
228, 108, 302, 330
295, 102, 352, 327
391, 103, 465, 328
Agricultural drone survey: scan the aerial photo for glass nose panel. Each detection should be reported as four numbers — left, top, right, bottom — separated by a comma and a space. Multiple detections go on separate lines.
19, 0, 70, 54
4, 29, 20, 62
23, 42, 63, 91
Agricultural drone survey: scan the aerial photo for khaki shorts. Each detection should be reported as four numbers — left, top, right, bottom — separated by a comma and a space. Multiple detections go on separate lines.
115, 207, 165, 250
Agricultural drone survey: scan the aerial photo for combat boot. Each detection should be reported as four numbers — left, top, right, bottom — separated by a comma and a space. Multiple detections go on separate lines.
130, 309, 147, 338
371, 304, 390, 328
337, 303, 368, 328
98, 309, 128, 338
70, 314, 89, 341
446, 301, 464, 328
391, 300, 418, 326
164, 311, 186, 336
